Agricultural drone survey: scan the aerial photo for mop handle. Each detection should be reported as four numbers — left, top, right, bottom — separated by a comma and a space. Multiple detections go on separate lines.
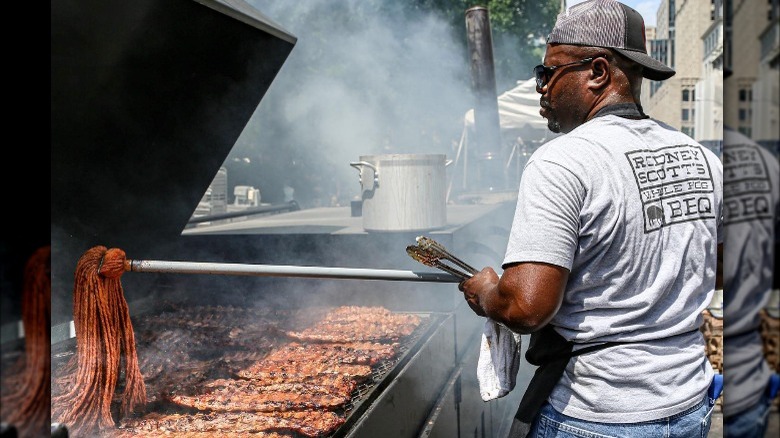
125, 259, 462, 283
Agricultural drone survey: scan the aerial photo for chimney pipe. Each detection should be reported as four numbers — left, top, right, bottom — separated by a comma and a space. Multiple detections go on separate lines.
465, 6, 504, 192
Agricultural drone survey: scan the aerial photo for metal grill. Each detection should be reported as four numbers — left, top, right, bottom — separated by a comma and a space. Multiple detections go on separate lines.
341, 313, 435, 413
49, 307, 442, 437
331, 312, 443, 438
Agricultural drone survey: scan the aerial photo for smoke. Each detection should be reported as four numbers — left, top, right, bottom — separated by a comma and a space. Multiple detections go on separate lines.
184, 0, 520, 316
227, 0, 474, 207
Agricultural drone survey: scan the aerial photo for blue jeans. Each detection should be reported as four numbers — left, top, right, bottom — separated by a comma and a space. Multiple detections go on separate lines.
528, 395, 713, 437
723, 394, 773, 438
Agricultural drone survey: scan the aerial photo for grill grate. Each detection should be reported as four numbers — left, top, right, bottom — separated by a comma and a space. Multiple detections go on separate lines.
48, 307, 441, 437
329, 312, 441, 438
341, 314, 428, 414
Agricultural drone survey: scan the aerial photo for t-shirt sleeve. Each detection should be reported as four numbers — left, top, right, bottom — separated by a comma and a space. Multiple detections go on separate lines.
503, 158, 584, 270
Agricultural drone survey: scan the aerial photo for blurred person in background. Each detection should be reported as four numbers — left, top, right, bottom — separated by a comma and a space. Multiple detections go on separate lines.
720, 0, 780, 432
721, 124, 780, 437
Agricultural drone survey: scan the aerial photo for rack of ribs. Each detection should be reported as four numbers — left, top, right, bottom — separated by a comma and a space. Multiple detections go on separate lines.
109, 432, 288, 438
235, 359, 373, 382
112, 410, 345, 437
286, 307, 421, 343
260, 342, 398, 366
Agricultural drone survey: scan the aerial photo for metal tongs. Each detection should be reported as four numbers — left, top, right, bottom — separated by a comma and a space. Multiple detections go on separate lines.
406, 236, 478, 281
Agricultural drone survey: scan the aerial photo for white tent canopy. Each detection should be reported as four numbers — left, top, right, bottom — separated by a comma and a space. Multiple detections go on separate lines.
449, 78, 558, 199
463, 77, 558, 143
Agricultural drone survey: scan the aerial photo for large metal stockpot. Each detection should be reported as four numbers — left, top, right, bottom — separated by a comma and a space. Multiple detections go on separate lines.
350, 154, 448, 232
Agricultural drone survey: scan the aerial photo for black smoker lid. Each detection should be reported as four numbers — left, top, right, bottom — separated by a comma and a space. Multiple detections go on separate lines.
51, 0, 296, 320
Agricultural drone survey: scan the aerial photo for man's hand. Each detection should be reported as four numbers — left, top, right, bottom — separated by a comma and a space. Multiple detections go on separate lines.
457, 262, 569, 334
458, 267, 499, 317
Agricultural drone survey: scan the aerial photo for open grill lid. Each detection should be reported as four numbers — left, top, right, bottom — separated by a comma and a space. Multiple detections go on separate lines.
51, 0, 296, 322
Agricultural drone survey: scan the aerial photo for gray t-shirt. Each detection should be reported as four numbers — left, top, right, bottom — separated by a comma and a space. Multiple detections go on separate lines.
503, 114, 723, 422
721, 128, 780, 416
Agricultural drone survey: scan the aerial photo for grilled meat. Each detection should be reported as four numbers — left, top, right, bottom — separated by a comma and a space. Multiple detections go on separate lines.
109, 432, 289, 438
169, 389, 350, 413
286, 318, 420, 343
236, 360, 373, 382
113, 410, 344, 437
232, 372, 361, 387
286, 307, 421, 343
136, 322, 278, 354
262, 342, 398, 366
200, 378, 357, 398
137, 306, 286, 330
51, 305, 423, 437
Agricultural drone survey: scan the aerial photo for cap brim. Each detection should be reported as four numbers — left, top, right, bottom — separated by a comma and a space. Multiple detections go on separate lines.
614, 48, 676, 81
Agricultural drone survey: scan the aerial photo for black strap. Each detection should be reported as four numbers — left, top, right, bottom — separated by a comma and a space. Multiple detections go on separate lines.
505, 326, 568, 438
506, 365, 564, 437
507, 325, 625, 438
515, 326, 576, 420
506, 326, 698, 438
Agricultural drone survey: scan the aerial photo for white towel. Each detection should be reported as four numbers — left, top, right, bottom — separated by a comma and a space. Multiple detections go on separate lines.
477, 318, 523, 401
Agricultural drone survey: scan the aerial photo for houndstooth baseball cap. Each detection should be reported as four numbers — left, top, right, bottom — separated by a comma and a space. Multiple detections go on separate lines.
547, 0, 675, 80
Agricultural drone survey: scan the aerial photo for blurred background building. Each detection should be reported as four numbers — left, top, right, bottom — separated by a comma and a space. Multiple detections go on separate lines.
641, 0, 778, 159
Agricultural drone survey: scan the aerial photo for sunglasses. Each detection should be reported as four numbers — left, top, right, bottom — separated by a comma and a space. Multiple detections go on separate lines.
533, 57, 595, 88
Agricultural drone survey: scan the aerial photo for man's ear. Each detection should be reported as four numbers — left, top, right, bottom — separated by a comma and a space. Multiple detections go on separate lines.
588, 57, 610, 90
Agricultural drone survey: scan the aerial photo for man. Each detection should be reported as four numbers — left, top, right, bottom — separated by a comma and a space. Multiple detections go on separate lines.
721, 125, 780, 437
459, 0, 724, 436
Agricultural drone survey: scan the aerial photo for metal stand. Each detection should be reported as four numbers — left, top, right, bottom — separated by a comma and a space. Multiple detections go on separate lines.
447, 127, 535, 202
